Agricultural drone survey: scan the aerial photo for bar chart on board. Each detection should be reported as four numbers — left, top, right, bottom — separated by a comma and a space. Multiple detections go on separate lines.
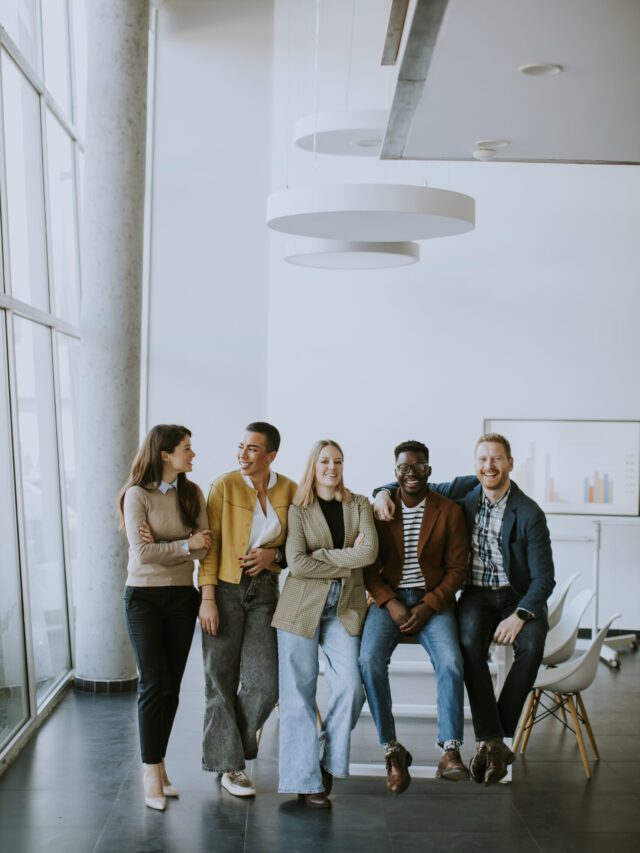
484, 420, 640, 515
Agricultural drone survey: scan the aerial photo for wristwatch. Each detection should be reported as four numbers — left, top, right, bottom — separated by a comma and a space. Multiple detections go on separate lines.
516, 608, 533, 622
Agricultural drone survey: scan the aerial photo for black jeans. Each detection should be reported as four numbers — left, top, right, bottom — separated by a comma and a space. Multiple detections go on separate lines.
124, 585, 199, 763
457, 585, 548, 741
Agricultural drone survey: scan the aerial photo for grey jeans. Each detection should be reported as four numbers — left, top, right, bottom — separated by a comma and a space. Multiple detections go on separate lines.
201, 571, 279, 772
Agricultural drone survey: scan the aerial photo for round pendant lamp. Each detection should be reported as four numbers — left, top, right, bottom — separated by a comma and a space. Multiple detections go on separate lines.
294, 110, 388, 156
284, 239, 419, 269
266, 184, 475, 242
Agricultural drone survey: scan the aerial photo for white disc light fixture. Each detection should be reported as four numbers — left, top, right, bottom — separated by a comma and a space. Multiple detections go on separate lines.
267, 184, 475, 242
285, 238, 419, 269
294, 110, 388, 156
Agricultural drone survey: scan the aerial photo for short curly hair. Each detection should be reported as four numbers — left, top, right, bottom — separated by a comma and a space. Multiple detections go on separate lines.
394, 440, 429, 461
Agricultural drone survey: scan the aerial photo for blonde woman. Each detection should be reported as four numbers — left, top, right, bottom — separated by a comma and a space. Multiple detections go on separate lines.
272, 440, 378, 808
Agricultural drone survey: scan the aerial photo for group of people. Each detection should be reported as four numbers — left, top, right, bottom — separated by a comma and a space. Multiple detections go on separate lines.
118, 421, 555, 811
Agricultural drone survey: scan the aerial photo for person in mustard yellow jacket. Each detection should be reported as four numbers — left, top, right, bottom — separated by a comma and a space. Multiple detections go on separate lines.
198, 422, 297, 797
272, 440, 378, 809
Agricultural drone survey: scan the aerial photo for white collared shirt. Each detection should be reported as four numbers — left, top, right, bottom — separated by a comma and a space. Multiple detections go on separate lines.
157, 479, 189, 551
242, 470, 282, 548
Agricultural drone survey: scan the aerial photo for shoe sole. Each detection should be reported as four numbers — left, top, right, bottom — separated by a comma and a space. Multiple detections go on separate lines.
436, 767, 471, 781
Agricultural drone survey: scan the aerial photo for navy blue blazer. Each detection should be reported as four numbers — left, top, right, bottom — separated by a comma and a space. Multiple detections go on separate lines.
375, 476, 555, 620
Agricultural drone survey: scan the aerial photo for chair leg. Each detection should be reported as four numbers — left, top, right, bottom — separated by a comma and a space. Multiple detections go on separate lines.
555, 692, 567, 723
513, 690, 535, 753
576, 693, 600, 760
521, 689, 541, 754
566, 694, 591, 779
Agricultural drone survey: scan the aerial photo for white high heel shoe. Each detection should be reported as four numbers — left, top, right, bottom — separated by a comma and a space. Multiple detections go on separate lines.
143, 763, 167, 811
160, 759, 180, 797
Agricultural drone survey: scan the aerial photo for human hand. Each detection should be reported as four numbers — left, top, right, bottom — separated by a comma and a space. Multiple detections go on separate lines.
199, 599, 219, 636
188, 529, 213, 551
399, 602, 434, 634
493, 613, 525, 645
373, 492, 395, 521
385, 598, 412, 628
240, 547, 277, 577
138, 522, 154, 543
354, 532, 365, 547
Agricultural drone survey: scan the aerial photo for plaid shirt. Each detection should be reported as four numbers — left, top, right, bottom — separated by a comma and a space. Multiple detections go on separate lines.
469, 489, 511, 588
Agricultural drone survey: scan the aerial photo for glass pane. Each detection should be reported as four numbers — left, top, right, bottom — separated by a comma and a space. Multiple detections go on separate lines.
0, 312, 29, 749
14, 317, 70, 704
41, 0, 72, 118
1, 53, 49, 311
70, 0, 86, 137
56, 333, 79, 607
0, 0, 42, 73
46, 111, 80, 323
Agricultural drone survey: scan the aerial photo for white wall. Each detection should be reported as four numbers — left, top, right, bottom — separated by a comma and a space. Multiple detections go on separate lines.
146, 0, 275, 481
267, 1, 640, 628
147, 0, 640, 629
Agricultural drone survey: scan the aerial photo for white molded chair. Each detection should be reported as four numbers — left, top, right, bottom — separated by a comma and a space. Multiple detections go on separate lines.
513, 613, 621, 778
542, 588, 594, 667
547, 572, 580, 629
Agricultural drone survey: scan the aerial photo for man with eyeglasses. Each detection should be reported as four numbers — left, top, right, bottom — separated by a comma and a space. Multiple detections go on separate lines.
359, 441, 470, 794
372, 434, 555, 785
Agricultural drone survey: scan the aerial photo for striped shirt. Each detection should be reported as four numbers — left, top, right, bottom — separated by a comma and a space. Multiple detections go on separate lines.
470, 489, 510, 588
398, 498, 426, 589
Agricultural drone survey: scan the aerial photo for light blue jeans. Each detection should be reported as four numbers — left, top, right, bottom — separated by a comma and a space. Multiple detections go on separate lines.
359, 588, 464, 746
277, 581, 365, 794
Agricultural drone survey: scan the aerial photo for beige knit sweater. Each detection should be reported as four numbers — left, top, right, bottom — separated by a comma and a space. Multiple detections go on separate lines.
123, 484, 209, 587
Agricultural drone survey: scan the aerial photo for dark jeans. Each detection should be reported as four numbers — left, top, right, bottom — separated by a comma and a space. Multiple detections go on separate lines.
201, 571, 279, 773
457, 585, 547, 741
124, 584, 199, 764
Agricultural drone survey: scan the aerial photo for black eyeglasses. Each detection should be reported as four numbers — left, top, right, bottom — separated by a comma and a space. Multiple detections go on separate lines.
395, 463, 429, 475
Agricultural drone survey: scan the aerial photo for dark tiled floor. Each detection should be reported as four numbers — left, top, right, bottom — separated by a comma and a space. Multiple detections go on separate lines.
1, 632, 639, 852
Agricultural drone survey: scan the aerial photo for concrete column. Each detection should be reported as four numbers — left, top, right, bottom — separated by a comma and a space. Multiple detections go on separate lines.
75, 0, 150, 688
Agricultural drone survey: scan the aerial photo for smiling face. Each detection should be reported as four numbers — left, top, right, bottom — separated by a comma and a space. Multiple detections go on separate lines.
475, 440, 513, 498
162, 434, 195, 478
315, 444, 344, 494
395, 450, 431, 503
237, 430, 276, 479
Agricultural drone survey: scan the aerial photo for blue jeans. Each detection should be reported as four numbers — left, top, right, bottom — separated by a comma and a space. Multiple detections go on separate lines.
277, 581, 365, 794
359, 588, 464, 746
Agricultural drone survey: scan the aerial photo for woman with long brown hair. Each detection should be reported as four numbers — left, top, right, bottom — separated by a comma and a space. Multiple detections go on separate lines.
118, 424, 212, 811
272, 440, 378, 808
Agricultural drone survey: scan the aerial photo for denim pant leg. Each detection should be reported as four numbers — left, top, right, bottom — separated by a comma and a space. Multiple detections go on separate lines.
318, 604, 365, 779
359, 602, 402, 745
277, 626, 323, 794
202, 580, 247, 772
236, 571, 280, 760
415, 605, 465, 745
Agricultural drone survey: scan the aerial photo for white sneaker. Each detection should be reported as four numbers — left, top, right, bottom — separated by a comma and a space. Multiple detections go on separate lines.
220, 770, 255, 797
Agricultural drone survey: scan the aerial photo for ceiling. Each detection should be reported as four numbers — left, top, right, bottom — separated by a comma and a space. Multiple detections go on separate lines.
382, 0, 640, 164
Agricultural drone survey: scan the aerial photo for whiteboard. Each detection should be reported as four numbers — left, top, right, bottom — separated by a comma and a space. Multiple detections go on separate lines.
484, 419, 640, 516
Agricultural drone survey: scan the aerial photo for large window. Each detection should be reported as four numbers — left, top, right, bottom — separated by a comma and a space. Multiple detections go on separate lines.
0, 0, 81, 757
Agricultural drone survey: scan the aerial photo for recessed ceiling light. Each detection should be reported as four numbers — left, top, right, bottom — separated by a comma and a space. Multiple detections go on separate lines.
518, 63, 563, 77
474, 139, 509, 149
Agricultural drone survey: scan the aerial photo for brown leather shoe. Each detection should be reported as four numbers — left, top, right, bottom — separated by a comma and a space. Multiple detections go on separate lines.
483, 739, 515, 785
298, 792, 331, 809
469, 743, 488, 784
436, 748, 470, 781
385, 745, 412, 795
320, 766, 333, 796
